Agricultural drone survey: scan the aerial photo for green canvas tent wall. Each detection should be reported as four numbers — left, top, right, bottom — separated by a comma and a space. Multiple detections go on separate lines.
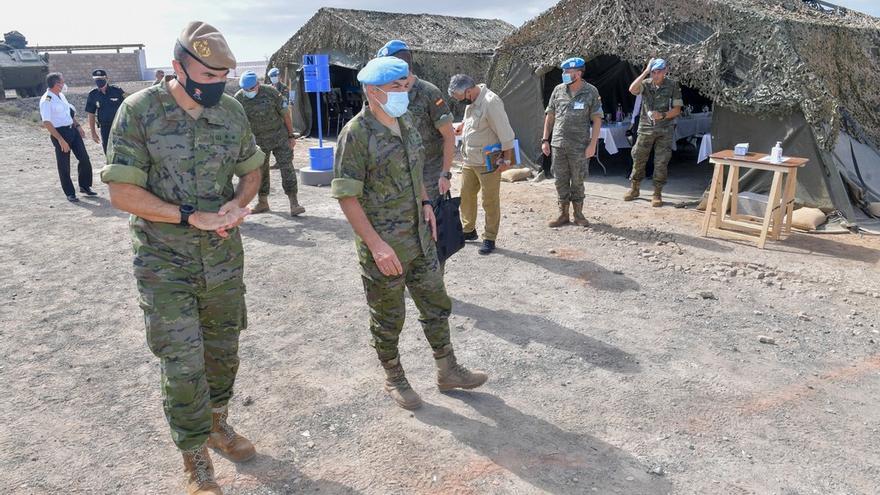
268, 8, 514, 138
486, 0, 880, 226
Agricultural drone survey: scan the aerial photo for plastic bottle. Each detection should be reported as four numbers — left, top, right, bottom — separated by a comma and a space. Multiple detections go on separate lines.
615, 104, 624, 123
770, 141, 783, 164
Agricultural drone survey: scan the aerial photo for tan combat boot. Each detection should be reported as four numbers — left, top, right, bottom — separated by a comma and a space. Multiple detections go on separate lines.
623, 180, 641, 201
434, 344, 488, 392
181, 445, 222, 495
382, 357, 423, 410
288, 193, 306, 216
652, 185, 663, 207
206, 407, 256, 463
572, 202, 589, 227
251, 195, 270, 214
548, 201, 570, 227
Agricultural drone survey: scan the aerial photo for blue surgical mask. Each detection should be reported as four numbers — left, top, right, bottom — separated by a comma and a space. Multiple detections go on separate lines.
562, 73, 573, 85
377, 88, 409, 117
243, 89, 257, 99
270, 76, 279, 84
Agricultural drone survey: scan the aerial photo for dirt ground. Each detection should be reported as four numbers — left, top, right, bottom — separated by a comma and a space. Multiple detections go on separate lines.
1, 99, 879, 495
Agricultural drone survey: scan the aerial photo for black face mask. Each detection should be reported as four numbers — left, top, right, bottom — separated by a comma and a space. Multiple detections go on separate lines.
180, 64, 226, 107
95, 79, 107, 88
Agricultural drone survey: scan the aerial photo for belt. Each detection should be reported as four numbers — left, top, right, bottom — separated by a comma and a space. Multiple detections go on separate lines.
55, 125, 72, 130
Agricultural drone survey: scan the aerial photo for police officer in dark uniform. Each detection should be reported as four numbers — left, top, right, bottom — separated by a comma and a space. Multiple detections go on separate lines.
85, 69, 126, 154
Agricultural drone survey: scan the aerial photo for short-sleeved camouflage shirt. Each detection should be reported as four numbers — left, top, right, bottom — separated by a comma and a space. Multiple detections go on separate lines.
637, 76, 683, 131
545, 82, 604, 149
407, 77, 452, 161
273, 81, 290, 108
330, 107, 434, 268
100, 80, 264, 290
234, 84, 286, 143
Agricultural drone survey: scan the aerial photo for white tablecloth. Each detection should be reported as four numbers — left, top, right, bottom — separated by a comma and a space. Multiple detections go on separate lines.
698, 133, 713, 163
674, 113, 712, 142
590, 123, 630, 155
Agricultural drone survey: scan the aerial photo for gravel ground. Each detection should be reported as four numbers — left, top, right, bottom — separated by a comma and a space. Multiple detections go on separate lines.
1, 109, 879, 495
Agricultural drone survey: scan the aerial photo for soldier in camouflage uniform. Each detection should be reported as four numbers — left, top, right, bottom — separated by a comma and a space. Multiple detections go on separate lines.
267, 67, 291, 110
332, 56, 488, 411
102, 22, 263, 495
542, 57, 603, 227
625, 58, 683, 207
377, 40, 456, 199
234, 70, 305, 216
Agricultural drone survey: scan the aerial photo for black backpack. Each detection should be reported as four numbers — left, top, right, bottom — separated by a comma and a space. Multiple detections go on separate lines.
431, 192, 465, 263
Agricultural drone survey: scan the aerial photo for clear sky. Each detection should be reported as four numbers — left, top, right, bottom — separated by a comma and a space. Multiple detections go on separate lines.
5, 0, 879, 68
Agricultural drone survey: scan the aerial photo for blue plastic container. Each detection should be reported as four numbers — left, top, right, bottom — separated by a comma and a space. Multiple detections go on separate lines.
303, 54, 330, 93
309, 146, 334, 171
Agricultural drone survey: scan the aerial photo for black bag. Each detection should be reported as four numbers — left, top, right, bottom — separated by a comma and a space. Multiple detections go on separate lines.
432, 192, 465, 263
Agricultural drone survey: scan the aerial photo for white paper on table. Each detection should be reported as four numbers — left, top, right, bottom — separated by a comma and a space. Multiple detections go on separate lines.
757, 155, 792, 163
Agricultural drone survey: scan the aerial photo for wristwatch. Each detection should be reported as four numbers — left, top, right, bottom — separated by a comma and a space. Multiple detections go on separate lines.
179, 204, 195, 226
442, 171, 452, 180
421, 200, 432, 207
541, 138, 550, 143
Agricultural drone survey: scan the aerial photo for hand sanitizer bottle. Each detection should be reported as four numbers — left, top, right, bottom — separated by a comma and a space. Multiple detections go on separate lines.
770, 141, 783, 164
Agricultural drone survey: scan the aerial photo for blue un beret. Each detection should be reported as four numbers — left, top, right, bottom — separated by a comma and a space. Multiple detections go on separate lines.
650, 59, 668, 71
357, 57, 409, 86
376, 40, 410, 58
560, 57, 585, 70
268, 67, 280, 77
239, 70, 259, 89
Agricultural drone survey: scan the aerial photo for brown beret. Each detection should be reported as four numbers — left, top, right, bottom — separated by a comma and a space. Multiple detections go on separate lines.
177, 21, 236, 70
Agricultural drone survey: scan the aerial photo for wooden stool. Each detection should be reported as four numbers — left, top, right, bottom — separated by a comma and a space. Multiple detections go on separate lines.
701, 150, 808, 249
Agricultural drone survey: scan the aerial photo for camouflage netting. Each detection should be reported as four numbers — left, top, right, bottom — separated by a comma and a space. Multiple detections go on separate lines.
269, 8, 515, 89
486, 0, 880, 152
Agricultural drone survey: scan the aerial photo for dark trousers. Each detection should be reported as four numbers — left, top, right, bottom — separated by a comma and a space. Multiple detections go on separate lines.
99, 124, 112, 154
50, 126, 93, 197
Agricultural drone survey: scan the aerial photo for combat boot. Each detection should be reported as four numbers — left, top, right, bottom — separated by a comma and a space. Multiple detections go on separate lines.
434, 344, 488, 392
251, 195, 270, 214
623, 180, 641, 201
206, 406, 256, 463
382, 357, 423, 410
572, 202, 589, 227
288, 193, 306, 216
548, 201, 570, 227
181, 445, 222, 495
652, 185, 663, 207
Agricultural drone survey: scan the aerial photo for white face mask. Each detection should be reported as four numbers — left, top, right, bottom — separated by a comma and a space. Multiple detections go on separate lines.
270, 76, 279, 84
61, 84, 69, 93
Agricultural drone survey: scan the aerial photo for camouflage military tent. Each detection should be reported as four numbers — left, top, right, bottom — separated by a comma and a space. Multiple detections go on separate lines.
269, 8, 514, 138
486, 0, 880, 226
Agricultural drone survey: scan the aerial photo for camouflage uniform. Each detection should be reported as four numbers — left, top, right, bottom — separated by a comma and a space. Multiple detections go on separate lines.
407, 77, 453, 199
330, 108, 452, 362
545, 82, 603, 203
101, 80, 264, 451
273, 80, 291, 109
234, 84, 297, 197
631, 77, 683, 186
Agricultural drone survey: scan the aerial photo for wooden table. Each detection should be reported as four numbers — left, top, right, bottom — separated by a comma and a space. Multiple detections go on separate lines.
701, 150, 808, 249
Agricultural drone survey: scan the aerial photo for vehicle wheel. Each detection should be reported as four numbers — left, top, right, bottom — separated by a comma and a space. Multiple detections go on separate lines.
34, 82, 46, 95
16, 88, 29, 98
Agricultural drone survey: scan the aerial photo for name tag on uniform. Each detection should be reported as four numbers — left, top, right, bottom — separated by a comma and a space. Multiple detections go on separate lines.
573, 102, 585, 110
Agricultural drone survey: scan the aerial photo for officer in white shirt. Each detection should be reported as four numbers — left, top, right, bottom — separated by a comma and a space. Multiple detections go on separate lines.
39, 72, 95, 202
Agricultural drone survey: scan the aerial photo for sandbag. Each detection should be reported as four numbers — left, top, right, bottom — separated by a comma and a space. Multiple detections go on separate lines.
501, 167, 532, 182
790, 207, 827, 231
